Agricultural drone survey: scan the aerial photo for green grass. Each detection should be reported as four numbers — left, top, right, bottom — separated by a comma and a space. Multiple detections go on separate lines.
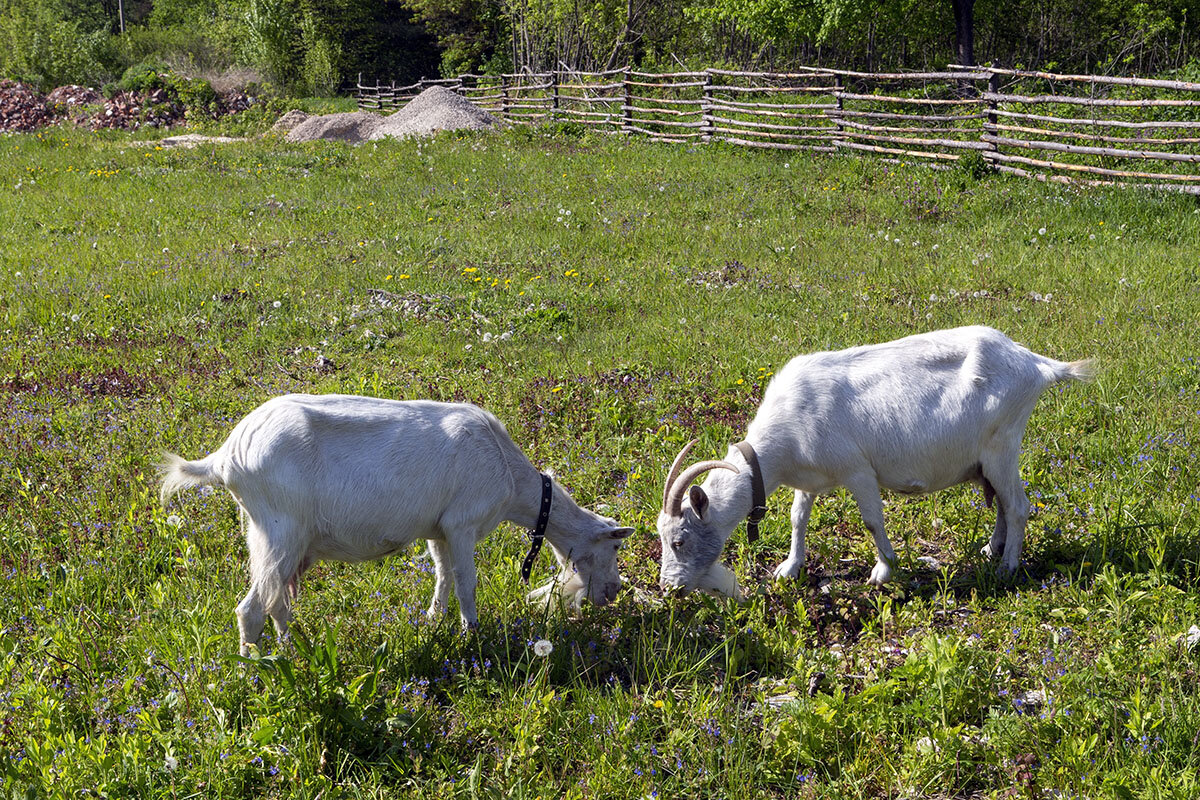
1, 120, 1198, 798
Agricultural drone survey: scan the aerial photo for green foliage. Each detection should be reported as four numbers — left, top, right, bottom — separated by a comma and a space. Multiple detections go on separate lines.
245, 0, 303, 91
401, 0, 510, 75
118, 60, 171, 92
169, 74, 220, 116
0, 0, 119, 88
954, 149, 994, 182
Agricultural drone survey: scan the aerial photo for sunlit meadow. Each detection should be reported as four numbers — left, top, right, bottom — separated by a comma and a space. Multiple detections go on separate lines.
1, 114, 1198, 798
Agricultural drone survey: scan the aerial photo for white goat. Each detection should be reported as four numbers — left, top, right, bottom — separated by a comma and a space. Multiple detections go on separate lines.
657, 326, 1093, 596
159, 394, 633, 653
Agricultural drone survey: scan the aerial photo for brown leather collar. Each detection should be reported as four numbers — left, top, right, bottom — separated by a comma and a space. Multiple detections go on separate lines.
733, 441, 766, 544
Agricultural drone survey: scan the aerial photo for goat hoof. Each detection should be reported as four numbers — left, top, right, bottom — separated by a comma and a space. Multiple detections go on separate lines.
772, 559, 806, 580
867, 562, 892, 586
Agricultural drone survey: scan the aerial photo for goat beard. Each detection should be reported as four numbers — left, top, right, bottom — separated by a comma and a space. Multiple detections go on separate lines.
526, 570, 589, 611
694, 561, 743, 600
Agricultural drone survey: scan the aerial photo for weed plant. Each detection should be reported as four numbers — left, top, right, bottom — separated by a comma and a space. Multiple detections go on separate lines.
0, 123, 1198, 798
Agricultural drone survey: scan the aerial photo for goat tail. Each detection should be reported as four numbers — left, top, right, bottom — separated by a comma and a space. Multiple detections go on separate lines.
1057, 358, 1097, 384
157, 451, 222, 507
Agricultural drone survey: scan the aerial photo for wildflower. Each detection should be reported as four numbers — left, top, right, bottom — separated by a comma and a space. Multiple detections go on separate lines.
166, 514, 182, 528
1038, 227, 1047, 236
164, 754, 178, 771
533, 639, 553, 657
272, 300, 282, 308
1187, 625, 1200, 650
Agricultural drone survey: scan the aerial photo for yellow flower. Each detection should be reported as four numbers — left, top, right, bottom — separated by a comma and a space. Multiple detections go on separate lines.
653, 700, 664, 709
551, 386, 562, 393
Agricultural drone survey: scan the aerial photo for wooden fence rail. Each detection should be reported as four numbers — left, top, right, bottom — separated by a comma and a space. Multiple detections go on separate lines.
355, 65, 1200, 193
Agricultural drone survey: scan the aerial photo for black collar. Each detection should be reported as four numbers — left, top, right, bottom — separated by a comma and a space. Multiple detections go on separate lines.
733, 441, 766, 544
520, 473, 554, 583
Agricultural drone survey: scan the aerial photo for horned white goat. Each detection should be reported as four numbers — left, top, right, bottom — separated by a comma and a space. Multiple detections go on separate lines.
657, 326, 1093, 596
159, 394, 633, 654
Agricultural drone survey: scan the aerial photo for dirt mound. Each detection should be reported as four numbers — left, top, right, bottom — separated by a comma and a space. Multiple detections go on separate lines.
370, 85, 498, 140
0, 80, 54, 132
285, 111, 384, 143
271, 109, 310, 134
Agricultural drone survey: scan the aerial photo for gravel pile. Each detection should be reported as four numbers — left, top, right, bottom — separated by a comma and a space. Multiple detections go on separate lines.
284, 111, 384, 143
284, 86, 498, 143
271, 109, 310, 134
369, 85, 498, 140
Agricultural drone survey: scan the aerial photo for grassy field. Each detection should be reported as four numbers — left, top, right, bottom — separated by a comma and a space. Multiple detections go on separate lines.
1, 114, 1198, 798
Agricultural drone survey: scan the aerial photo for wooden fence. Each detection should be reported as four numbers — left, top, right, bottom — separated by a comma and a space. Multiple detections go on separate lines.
356, 65, 1200, 193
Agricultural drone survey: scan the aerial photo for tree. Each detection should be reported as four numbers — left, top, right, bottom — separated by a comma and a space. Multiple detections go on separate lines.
951, 0, 974, 64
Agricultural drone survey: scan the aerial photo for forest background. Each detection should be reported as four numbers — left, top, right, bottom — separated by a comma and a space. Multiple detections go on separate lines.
5, 0, 1200, 99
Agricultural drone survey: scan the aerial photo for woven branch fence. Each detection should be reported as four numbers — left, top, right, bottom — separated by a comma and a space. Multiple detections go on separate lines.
356, 65, 1200, 193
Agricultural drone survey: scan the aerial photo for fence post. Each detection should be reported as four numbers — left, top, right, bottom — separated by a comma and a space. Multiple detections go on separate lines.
501, 74, 510, 119
702, 70, 713, 143
985, 70, 999, 157
552, 70, 559, 121
832, 73, 844, 148
623, 67, 632, 134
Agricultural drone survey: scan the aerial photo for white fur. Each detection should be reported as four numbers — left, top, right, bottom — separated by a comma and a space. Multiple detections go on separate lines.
159, 394, 632, 654
658, 326, 1093, 594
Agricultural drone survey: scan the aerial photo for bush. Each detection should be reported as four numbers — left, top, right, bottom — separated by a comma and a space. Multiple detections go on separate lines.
0, 4, 119, 89
955, 150, 995, 181
245, 0, 303, 92
168, 74, 220, 117
118, 61, 172, 92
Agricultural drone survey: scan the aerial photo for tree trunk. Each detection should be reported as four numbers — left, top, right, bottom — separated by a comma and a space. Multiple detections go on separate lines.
952, 0, 975, 66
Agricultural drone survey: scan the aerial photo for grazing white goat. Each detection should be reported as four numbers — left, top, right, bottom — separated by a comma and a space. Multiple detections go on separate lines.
159, 394, 633, 653
658, 326, 1093, 596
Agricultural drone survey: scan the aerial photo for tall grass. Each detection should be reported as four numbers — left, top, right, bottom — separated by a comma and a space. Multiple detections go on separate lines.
0, 122, 1197, 798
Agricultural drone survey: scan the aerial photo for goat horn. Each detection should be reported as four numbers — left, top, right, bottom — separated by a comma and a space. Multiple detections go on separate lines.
662, 439, 699, 511
665, 459, 740, 517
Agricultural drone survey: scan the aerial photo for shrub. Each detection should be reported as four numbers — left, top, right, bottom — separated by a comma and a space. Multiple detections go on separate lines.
0, 4, 118, 88
168, 74, 220, 117
955, 150, 995, 181
118, 61, 172, 93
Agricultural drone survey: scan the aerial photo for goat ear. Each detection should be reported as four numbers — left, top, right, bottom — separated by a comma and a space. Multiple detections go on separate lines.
688, 486, 709, 519
605, 526, 635, 540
